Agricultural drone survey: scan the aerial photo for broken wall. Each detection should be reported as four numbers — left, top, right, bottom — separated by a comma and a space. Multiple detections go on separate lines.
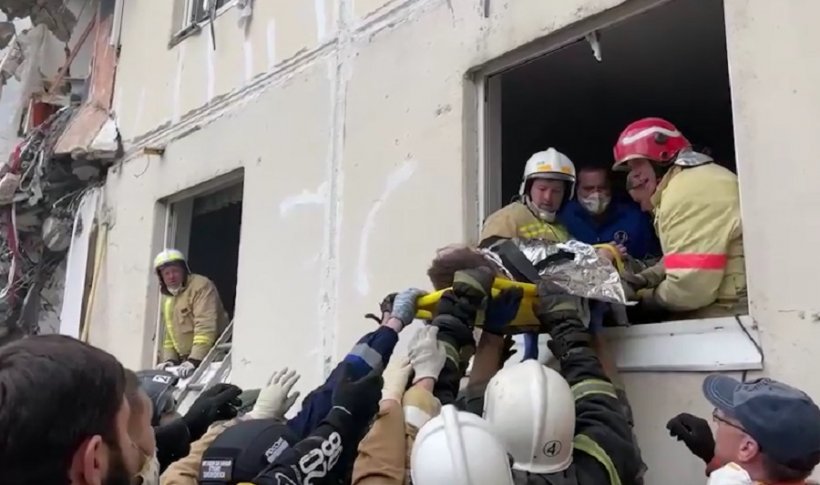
99, 1, 820, 483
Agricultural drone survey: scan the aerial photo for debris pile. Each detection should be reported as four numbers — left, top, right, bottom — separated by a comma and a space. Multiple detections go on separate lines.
0, 0, 76, 41
0, 106, 105, 343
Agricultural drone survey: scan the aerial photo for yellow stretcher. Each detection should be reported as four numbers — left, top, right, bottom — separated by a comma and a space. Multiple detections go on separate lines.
413, 244, 625, 331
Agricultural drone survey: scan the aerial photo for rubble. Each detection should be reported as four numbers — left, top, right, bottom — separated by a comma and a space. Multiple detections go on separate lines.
0, 0, 76, 42
0, 106, 108, 344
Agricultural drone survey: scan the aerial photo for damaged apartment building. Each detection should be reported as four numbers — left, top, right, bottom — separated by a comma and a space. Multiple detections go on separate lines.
0, 0, 119, 343
1, 0, 819, 483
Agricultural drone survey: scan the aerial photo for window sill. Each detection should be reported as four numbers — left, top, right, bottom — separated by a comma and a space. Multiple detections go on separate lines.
602, 315, 763, 372
490, 315, 763, 375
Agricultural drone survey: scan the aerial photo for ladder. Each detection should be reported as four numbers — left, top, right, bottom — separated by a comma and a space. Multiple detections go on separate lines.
174, 321, 233, 415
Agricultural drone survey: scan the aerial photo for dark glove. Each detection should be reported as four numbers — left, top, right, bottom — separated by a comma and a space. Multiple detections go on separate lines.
621, 271, 648, 290
332, 364, 383, 427
433, 290, 478, 349
483, 287, 524, 335
365, 292, 397, 324
501, 335, 517, 362
182, 383, 242, 440
666, 413, 715, 463
451, 268, 494, 308
533, 283, 585, 333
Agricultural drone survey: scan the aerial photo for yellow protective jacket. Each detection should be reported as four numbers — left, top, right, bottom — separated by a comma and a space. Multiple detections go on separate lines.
649, 163, 747, 316
161, 274, 229, 363
480, 201, 570, 244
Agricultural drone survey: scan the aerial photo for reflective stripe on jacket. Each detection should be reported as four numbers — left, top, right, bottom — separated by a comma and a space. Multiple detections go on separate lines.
161, 274, 229, 362
481, 201, 570, 243
651, 164, 747, 315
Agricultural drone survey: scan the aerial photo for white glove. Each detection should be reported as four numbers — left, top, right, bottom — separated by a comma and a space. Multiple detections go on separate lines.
177, 361, 196, 378
249, 368, 301, 419
155, 361, 174, 371
408, 326, 446, 383
381, 355, 412, 404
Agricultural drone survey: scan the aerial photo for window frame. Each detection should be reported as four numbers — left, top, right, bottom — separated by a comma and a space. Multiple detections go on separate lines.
470, 0, 763, 373
169, 0, 238, 48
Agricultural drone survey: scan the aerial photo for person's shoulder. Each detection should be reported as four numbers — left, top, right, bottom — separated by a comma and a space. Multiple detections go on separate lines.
612, 198, 644, 217
188, 274, 217, 290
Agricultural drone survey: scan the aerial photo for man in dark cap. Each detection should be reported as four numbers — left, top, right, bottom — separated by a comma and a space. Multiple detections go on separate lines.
667, 375, 820, 484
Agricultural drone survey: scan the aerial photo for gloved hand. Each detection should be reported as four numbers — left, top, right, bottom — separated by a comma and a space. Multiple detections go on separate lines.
533, 283, 585, 333
409, 326, 447, 383
391, 288, 426, 328
622, 271, 648, 290
182, 383, 242, 440
484, 287, 524, 335
365, 292, 397, 324
332, 364, 383, 427
381, 355, 412, 403
451, 268, 494, 307
177, 360, 197, 378
501, 335, 517, 362
155, 360, 176, 371
666, 413, 715, 464
249, 368, 301, 419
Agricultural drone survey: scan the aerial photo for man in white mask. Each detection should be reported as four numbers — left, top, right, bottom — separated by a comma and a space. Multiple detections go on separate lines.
152, 249, 229, 378
666, 375, 820, 485
559, 166, 660, 262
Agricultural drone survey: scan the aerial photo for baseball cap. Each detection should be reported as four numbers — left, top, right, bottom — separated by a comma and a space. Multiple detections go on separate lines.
200, 418, 298, 484
703, 374, 820, 465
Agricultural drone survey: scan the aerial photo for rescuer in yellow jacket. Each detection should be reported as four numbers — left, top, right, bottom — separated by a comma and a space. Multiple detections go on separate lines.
613, 117, 747, 319
154, 249, 229, 378
480, 148, 575, 247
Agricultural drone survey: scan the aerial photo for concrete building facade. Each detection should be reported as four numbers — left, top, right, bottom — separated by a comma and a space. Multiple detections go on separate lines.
91, 0, 820, 482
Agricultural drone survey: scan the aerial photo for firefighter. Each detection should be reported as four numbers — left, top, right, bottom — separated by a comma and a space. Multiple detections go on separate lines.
409, 275, 642, 484
480, 148, 576, 246
153, 249, 229, 378
613, 117, 747, 318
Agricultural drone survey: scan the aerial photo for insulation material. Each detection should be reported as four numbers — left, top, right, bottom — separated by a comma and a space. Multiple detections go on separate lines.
58, 187, 99, 339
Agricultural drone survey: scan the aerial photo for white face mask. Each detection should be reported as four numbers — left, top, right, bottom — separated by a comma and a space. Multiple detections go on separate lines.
526, 197, 557, 222
134, 453, 160, 485
579, 193, 611, 215
707, 463, 755, 485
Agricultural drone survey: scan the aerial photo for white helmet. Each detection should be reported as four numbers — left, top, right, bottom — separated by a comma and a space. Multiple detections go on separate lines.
519, 148, 577, 199
411, 405, 514, 485
483, 360, 576, 474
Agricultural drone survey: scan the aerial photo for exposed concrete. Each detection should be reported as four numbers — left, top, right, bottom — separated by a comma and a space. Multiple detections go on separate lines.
0, 0, 75, 41
94, 0, 820, 482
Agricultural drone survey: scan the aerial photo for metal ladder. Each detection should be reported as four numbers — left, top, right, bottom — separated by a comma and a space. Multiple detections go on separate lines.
174, 321, 233, 415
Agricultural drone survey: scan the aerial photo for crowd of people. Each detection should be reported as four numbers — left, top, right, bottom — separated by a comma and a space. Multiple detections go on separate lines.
1, 116, 819, 485
2, 273, 820, 484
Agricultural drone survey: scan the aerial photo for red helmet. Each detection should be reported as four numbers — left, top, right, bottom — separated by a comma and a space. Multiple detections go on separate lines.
612, 117, 691, 171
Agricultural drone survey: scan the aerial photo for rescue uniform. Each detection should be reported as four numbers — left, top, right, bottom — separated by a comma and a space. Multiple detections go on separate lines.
481, 201, 570, 245
351, 385, 442, 484
510, 313, 642, 485
161, 273, 229, 363
643, 163, 747, 318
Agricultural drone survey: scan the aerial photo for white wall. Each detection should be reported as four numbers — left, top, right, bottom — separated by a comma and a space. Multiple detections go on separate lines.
94, 1, 820, 482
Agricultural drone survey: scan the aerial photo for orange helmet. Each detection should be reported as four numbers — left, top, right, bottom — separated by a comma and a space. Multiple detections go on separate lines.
613, 117, 691, 171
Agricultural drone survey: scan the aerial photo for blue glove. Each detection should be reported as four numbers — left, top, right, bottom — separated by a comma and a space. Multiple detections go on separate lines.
522, 332, 539, 361
483, 287, 524, 335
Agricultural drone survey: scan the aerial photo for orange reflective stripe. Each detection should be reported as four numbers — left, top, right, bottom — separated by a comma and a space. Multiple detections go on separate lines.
664, 253, 727, 270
